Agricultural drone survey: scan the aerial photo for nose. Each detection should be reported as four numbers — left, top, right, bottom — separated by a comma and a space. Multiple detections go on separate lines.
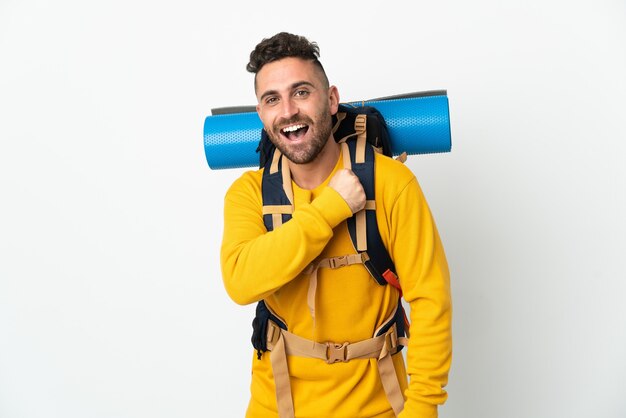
279, 97, 299, 120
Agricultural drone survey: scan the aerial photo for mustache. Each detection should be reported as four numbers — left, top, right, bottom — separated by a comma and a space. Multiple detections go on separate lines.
275, 116, 313, 129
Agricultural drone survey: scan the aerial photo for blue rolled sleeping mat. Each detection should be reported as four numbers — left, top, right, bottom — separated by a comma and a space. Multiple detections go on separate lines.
203, 90, 451, 169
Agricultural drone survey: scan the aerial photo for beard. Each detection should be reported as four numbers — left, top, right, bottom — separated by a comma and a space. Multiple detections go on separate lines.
265, 106, 333, 165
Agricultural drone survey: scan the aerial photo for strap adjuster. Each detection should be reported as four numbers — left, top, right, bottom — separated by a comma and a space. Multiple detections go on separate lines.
325, 342, 349, 364
267, 321, 281, 345
384, 327, 398, 352
354, 114, 367, 134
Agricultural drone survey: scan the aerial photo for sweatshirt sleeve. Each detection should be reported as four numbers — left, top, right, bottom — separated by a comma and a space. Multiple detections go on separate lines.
391, 177, 452, 418
220, 171, 353, 305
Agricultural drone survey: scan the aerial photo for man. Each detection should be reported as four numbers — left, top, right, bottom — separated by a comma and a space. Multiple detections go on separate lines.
220, 32, 451, 418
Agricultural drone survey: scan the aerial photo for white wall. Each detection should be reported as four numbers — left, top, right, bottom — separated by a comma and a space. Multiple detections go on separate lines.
1, 1, 624, 417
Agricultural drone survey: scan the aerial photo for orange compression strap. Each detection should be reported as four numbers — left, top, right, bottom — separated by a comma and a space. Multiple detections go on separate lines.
382, 269, 402, 294
382, 270, 410, 333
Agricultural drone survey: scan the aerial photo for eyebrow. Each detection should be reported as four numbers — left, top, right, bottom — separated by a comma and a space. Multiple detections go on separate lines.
259, 81, 316, 102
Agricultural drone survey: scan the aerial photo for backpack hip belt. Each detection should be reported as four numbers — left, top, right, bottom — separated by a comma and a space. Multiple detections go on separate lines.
265, 305, 409, 418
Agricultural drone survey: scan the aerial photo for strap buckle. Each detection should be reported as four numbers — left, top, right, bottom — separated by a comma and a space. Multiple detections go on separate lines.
328, 255, 348, 269
325, 341, 349, 364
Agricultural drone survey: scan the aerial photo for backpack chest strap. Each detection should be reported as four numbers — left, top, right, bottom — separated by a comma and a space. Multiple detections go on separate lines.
302, 253, 369, 325
304, 253, 368, 273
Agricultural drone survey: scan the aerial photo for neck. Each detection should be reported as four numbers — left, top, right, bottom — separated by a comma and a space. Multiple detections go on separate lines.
288, 137, 340, 190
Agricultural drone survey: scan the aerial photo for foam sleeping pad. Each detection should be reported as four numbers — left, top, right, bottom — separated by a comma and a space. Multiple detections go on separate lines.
203, 90, 452, 169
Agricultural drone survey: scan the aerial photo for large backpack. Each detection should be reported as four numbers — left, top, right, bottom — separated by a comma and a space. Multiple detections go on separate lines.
252, 104, 409, 352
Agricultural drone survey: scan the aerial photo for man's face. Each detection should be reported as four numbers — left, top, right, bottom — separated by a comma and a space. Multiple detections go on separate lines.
255, 57, 339, 165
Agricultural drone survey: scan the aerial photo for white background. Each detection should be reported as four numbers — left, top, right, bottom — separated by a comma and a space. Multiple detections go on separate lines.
1, 1, 625, 417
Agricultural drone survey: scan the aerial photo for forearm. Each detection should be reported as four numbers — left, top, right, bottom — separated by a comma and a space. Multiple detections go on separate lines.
401, 265, 452, 417
221, 180, 352, 305
391, 178, 452, 416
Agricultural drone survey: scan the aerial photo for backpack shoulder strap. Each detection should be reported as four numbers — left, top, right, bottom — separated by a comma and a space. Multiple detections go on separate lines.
261, 148, 294, 231
338, 114, 400, 291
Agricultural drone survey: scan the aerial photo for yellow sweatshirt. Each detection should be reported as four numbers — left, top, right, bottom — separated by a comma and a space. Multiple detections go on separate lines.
221, 150, 451, 418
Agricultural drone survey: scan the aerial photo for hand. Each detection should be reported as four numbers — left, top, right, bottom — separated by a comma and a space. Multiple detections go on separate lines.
328, 169, 365, 214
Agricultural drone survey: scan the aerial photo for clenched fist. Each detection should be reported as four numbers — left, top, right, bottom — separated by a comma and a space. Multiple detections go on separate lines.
328, 169, 366, 214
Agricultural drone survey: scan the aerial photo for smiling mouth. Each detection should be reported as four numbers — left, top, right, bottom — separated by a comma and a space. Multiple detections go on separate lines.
280, 123, 309, 140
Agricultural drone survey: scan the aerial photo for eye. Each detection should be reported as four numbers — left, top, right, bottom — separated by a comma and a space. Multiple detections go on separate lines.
265, 96, 278, 106
294, 89, 310, 98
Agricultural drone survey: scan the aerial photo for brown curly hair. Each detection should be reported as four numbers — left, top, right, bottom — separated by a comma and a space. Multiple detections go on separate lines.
247, 32, 328, 87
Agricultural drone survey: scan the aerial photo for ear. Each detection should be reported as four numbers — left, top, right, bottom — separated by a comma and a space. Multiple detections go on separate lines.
328, 85, 340, 115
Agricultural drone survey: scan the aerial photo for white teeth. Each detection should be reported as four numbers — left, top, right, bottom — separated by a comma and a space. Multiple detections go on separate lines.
282, 124, 306, 133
